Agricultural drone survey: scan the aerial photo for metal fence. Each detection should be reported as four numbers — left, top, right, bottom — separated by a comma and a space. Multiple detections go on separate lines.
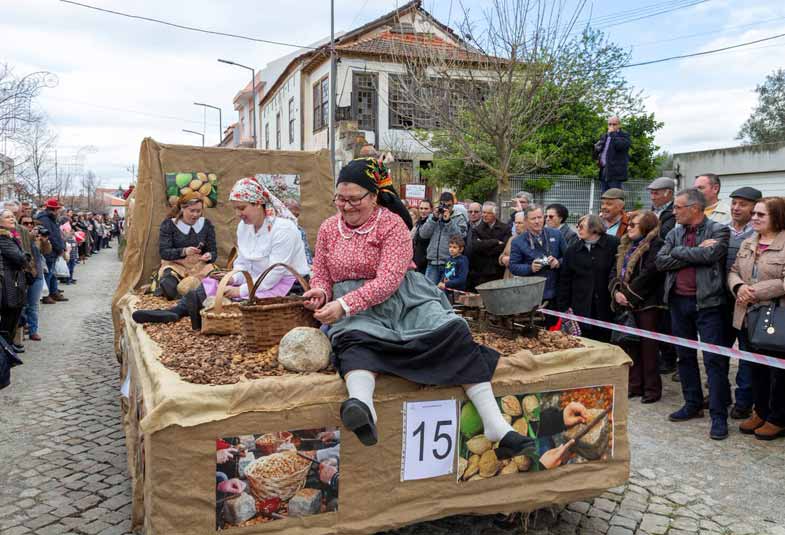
499, 174, 651, 224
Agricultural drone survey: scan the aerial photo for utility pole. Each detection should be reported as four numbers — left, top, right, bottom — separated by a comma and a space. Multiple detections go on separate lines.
329, 0, 337, 180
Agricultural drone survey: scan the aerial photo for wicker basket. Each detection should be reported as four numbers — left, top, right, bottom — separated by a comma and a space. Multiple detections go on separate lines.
245, 451, 312, 501
239, 263, 317, 352
199, 270, 254, 335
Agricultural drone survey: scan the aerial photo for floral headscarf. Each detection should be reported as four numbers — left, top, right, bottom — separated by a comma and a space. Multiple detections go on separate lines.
229, 176, 296, 222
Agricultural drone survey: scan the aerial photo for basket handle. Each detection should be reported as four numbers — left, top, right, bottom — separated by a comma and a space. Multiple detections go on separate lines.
247, 262, 309, 305
214, 269, 254, 313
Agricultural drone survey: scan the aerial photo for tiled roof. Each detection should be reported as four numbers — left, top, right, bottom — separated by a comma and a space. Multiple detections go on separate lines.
337, 31, 483, 62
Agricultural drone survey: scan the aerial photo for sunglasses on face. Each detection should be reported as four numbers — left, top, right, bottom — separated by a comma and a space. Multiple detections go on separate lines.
22, 221, 34, 226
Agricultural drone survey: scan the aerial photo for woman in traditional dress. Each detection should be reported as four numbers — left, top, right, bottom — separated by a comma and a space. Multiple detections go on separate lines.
133, 177, 308, 328
155, 192, 217, 300
304, 158, 587, 467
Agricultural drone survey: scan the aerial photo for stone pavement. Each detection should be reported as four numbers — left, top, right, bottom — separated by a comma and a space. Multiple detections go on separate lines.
1, 250, 783, 534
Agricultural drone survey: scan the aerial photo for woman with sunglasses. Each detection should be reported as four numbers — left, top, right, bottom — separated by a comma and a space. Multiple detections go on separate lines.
728, 197, 785, 440
609, 211, 665, 403
302, 158, 587, 469
19, 217, 48, 341
155, 192, 218, 300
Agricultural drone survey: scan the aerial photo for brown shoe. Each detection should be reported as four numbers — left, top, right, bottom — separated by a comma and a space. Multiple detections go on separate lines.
41, 296, 56, 304
754, 421, 785, 441
740, 412, 765, 434
29, 333, 42, 341
52, 293, 69, 302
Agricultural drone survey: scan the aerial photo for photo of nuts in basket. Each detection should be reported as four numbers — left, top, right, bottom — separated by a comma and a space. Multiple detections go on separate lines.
215, 427, 340, 530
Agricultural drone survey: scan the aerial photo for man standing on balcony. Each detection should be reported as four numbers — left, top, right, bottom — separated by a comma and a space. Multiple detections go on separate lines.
593, 115, 631, 193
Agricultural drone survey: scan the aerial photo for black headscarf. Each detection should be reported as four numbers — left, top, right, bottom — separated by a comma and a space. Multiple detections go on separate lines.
336, 158, 413, 229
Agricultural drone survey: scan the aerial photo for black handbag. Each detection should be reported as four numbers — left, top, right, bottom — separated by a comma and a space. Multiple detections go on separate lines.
747, 303, 785, 353
0, 336, 23, 390
611, 309, 639, 345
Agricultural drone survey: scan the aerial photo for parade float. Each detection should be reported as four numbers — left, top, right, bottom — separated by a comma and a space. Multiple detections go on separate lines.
112, 139, 631, 535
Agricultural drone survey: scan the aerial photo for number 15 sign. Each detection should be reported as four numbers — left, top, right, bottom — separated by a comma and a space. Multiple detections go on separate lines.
401, 400, 458, 481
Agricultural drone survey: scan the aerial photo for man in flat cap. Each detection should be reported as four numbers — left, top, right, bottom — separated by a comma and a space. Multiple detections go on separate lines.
648, 177, 676, 240
725, 186, 763, 421
593, 116, 631, 193
600, 188, 628, 238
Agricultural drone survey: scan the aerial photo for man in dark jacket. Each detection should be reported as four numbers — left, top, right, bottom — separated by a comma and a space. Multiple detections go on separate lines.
655, 188, 731, 440
468, 202, 510, 290
647, 177, 678, 375
647, 177, 676, 240
593, 116, 631, 192
509, 206, 566, 304
35, 198, 68, 302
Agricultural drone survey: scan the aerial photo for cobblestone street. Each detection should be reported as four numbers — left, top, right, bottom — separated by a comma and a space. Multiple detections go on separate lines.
1, 251, 784, 534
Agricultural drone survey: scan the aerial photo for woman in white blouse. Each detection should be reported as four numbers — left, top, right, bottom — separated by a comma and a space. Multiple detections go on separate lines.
220, 176, 309, 298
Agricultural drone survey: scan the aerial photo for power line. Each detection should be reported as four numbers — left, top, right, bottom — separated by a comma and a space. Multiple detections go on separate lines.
632, 14, 785, 48
624, 30, 785, 67
59, 0, 319, 50
597, 0, 708, 29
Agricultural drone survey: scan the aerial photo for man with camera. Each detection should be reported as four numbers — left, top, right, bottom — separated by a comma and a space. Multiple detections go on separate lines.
418, 192, 468, 285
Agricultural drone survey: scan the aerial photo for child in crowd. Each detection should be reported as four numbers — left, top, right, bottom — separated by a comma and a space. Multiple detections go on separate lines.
438, 236, 469, 299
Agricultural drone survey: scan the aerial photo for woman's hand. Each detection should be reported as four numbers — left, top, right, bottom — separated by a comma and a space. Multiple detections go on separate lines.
437, 282, 446, 289
216, 478, 246, 495
303, 289, 327, 311
614, 291, 629, 307
547, 256, 560, 269
314, 301, 345, 325
200, 252, 212, 262
531, 260, 543, 273
184, 246, 201, 257
500, 255, 510, 267
539, 440, 574, 469
223, 287, 242, 299
563, 402, 589, 427
216, 448, 238, 464
737, 284, 757, 305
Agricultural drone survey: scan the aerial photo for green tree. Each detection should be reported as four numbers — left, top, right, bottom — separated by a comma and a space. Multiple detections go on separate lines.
737, 69, 785, 145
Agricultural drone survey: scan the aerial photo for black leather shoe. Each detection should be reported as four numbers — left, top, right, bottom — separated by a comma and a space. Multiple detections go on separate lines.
340, 398, 378, 446
12, 344, 25, 354
183, 290, 203, 331
671, 371, 680, 382
668, 406, 704, 422
494, 431, 536, 460
641, 395, 661, 404
658, 362, 677, 375
730, 405, 752, 420
628, 391, 642, 399
132, 310, 180, 324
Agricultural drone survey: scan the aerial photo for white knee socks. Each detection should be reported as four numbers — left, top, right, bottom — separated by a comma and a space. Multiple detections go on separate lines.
345, 370, 377, 423
464, 382, 514, 442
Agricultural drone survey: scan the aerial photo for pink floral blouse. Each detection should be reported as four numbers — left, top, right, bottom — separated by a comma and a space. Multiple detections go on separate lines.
310, 208, 414, 315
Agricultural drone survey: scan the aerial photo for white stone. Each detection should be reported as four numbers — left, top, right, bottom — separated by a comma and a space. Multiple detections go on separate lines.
288, 488, 323, 517
277, 327, 331, 372
222, 492, 256, 524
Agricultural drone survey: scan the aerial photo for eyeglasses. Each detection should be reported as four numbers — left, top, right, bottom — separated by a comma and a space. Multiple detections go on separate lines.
21, 221, 34, 226
545, 214, 557, 219
752, 211, 768, 217
577, 223, 586, 230
333, 191, 370, 207
673, 203, 696, 210
468, 210, 480, 213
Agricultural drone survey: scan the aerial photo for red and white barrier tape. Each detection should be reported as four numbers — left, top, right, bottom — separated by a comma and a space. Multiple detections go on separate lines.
538, 308, 785, 371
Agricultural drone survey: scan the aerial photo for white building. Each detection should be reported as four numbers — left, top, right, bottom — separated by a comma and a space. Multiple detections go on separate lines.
231, 0, 478, 184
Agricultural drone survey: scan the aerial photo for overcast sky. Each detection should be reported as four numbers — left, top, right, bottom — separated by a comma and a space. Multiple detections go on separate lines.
3, 0, 785, 187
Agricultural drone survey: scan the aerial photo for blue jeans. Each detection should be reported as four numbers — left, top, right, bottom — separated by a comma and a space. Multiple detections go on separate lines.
67, 252, 77, 282
24, 276, 44, 335
734, 328, 754, 409
669, 294, 731, 419
424, 264, 445, 285
45, 257, 59, 296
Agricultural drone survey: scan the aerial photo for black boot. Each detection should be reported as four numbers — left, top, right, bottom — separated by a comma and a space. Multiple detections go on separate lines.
494, 431, 537, 460
132, 294, 190, 324
340, 398, 378, 446
183, 289, 204, 331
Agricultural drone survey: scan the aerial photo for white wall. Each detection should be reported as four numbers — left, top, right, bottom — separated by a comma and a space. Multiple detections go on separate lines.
674, 142, 785, 199
260, 71, 302, 151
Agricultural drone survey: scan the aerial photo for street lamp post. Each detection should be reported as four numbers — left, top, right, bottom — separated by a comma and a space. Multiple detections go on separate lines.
218, 59, 257, 148
194, 102, 222, 145
182, 129, 205, 147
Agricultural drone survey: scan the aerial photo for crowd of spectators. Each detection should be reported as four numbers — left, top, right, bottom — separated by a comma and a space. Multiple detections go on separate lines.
0, 197, 123, 352
410, 175, 785, 442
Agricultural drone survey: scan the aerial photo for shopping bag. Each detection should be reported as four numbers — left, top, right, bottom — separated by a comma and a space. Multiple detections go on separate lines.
54, 256, 70, 278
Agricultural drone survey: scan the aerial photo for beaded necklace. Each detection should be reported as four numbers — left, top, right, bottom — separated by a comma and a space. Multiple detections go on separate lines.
337, 208, 381, 239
